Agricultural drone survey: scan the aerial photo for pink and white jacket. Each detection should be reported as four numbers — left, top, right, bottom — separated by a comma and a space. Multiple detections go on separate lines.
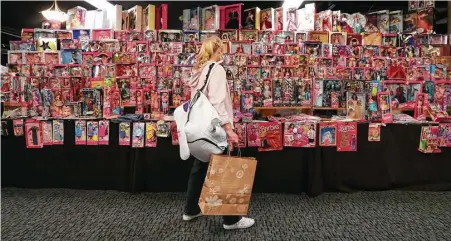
188, 60, 234, 127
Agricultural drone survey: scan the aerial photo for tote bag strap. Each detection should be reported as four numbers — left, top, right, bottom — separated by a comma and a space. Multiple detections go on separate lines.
199, 63, 216, 93
187, 63, 216, 122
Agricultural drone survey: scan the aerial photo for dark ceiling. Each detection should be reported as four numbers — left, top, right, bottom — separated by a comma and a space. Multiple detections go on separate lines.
1, 1, 447, 65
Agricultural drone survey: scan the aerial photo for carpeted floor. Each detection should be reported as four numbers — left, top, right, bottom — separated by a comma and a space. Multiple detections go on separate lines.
2, 188, 451, 241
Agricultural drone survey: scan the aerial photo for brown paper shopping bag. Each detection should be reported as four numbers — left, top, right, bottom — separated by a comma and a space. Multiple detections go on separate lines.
199, 154, 257, 216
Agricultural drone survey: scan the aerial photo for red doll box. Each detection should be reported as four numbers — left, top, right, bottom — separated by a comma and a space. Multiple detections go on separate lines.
145, 122, 157, 147
116, 63, 137, 77
40, 120, 53, 146
318, 121, 337, 146
138, 64, 156, 78
347, 34, 363, 46
220, 4, 242, 30
387, 59, 406, 79
260, 8, 275, 31
170, 122, 179, 146
42, 51, 60, 65
91, 29, 114, 41
25, 120, 43, 148
239, 29, 259, 42
257, 122, 282, 151
233, 122, 247, 148
330, 32, 347, 45
21, 28, 34, 41
13, 119, 24, 137
377, 91, 393, 123
337, 121, 357, 152
418, 126, 441, 153
74, 120, 86, 145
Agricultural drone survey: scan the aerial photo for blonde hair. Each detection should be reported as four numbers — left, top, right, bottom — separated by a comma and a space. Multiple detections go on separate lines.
194, 36, 224, 70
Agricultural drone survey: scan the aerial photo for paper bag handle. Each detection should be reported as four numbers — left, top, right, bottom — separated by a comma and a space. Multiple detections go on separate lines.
227, 147, 241, 157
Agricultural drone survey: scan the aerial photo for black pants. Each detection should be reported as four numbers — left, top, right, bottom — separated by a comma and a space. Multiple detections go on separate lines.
184, 159, 241, 225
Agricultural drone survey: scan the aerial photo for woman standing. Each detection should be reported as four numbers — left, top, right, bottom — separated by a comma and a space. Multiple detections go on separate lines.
183, 36, 255, 230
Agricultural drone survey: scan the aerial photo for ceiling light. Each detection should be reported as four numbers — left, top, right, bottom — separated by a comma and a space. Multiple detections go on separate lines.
41, 0, 68, 22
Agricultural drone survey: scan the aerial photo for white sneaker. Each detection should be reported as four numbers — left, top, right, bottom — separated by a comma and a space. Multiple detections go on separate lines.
223, 217, 255, 230
182, 213, 202, 221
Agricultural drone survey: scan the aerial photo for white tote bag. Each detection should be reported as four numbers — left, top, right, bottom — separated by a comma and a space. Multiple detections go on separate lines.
174, 63, 228, 162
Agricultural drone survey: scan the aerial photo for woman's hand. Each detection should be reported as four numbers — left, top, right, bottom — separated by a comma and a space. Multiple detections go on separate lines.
223, 123, 239, 145
226, 129, 239, 145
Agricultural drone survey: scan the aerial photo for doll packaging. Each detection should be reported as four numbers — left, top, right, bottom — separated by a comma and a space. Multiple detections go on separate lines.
319, 121, 337, 146
25, 120, 43, 148
132, 122, 145, 148
220, 4, 242, 30
41, 120, 53, 145
283, 7, 297, 31
143, 4, 156, 31
260, 8, 275, 31
418, 126, 441, 153
183, 7, 202, 30
284, 122, 317, 147
13, 119, 24, 136
145, 122, 158, 147
368, 123, 381, 142
202, 5, 220, 31
257, 122, 282, 151
243, 7, 261, 30
337, 121, 357, 152
98, 120, 109, 145
66, 6, 87, 29
74, 120, 87, 145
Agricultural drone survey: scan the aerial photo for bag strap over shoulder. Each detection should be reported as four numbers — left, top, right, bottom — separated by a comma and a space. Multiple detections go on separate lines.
199, 63, 216, 93
186, 63, 216, 123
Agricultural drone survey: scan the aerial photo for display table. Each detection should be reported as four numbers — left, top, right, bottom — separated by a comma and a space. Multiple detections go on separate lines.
2, 120, 451, 196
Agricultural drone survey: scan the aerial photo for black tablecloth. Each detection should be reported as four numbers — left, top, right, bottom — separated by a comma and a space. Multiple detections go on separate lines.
1, 120, 133, 192
2, 120, 451, 196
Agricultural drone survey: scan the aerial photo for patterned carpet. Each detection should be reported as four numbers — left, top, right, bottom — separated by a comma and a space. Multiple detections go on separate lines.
2, 188, 451, 241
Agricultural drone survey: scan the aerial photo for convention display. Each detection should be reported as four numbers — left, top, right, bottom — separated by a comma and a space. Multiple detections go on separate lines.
1, 1, 450, 154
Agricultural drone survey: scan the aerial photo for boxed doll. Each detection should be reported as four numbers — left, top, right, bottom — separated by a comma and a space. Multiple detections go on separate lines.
202, 5, 220, 31
220, 4, 241, 29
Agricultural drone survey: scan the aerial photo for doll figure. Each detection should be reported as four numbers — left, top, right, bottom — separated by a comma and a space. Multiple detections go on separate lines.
160, 92, 169, 113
